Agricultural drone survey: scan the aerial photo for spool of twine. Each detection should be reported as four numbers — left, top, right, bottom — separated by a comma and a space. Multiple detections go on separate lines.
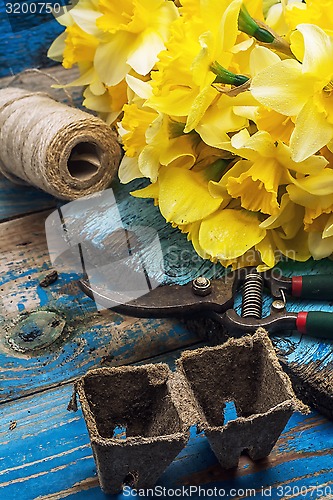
0, 87, 122, 200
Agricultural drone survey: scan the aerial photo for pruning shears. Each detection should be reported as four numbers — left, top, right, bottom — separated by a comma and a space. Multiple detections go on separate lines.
79, 267, 333, 339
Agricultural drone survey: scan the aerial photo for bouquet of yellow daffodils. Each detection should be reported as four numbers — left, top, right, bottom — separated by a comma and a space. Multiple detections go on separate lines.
49, 0, 333, 270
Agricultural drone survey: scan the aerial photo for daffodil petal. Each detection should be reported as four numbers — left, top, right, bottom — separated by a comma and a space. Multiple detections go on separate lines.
196, 123, 230, 149
131, 182, 159, 199
186, 221, 209, 260
70, 9, 102, 35
199, 209, 266, 260
48, 32, 66, 61
289, 28, 305, 62
290, 99, 333, 162
228, 129, 250, 153
158, 167, 223, 225
277, 143, 328, 174
138, 146, 160, 182
184, 85, 217, 133
289, 169, 333, 196
219, 0, 242, 52
118, 156, 143, 184
94, 33, 132, 86
160, 136, 196, 169
323, 214, 333, 238
148, 88, 196, 117
126, 74, 152, 99
232, 129, 275, 157
83, 88, 109, 111
53, 8, 74, 27
89, 79, 106, 96
272, 227, 310, 261
52, 67, 96, 88
256, 234, 278, 270
296, 24, 333, 78
250, 46, 281, 76
250, 59, 315, 116
260, 194, 296, 229
260, 194, 304, 239
127, 30, 165, 76
308, 232, 333, 259
287, 185, 333, 211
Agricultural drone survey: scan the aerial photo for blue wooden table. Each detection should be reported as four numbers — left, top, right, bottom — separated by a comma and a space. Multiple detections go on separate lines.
0, 12, 333, 500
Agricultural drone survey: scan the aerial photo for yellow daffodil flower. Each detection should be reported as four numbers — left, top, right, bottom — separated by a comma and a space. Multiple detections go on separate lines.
131, 166, 224, 224
94, 0, 178, 85
198, 208, 266, 260
251, 24, 333, 161
286, 170, 333, 258
48, 0, 107, 96
214, 129, 327, 215
285, 0, 333, 36
82, 80, 128, 124
118, 103, 204, 183
132, 171, 277, 269
48, 0, 101, 67
49, 0, 333, 270
62, 25, 99, 69
260, 193, 304, 238
254, 107, 295, 143
148, 0, 245, 132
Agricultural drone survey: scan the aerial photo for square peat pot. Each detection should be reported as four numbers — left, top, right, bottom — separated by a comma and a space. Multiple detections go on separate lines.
176, 330, 308, 469
76, 363, 189, 494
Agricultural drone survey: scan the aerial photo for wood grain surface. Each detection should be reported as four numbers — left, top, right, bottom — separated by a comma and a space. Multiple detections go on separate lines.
0, 210, 200, 402
1, 358, 332, 500
0, 0, 63, 77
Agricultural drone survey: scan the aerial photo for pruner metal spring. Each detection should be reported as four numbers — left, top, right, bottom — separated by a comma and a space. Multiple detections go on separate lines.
241, 271, 264, 319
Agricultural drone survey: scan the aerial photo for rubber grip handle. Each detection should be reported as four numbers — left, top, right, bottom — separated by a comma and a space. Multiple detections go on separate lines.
296, 311, 333, 339
292, 275, 333, 300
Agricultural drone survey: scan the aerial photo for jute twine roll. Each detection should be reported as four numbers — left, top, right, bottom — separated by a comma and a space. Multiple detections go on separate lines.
0, 87, 122, 199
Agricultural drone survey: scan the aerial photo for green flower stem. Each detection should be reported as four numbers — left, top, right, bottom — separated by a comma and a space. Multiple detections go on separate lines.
210, 61, 249, 87
238, 5, 274, 43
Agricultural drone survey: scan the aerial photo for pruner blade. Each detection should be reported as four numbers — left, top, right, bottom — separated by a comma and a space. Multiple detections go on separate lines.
78, 273, 236, 319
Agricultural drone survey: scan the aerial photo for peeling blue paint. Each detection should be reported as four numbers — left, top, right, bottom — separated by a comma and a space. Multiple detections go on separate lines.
36, 285, 50, 307
0, 1, 63, 78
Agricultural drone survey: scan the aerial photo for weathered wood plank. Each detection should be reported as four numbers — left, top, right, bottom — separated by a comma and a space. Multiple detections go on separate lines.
0, 176, 56, 221
0, 210, 201, 402
0, 0, 62, 77
0, 380, 332, 500
0, 64, 81, 103
269, 260, 333, 419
